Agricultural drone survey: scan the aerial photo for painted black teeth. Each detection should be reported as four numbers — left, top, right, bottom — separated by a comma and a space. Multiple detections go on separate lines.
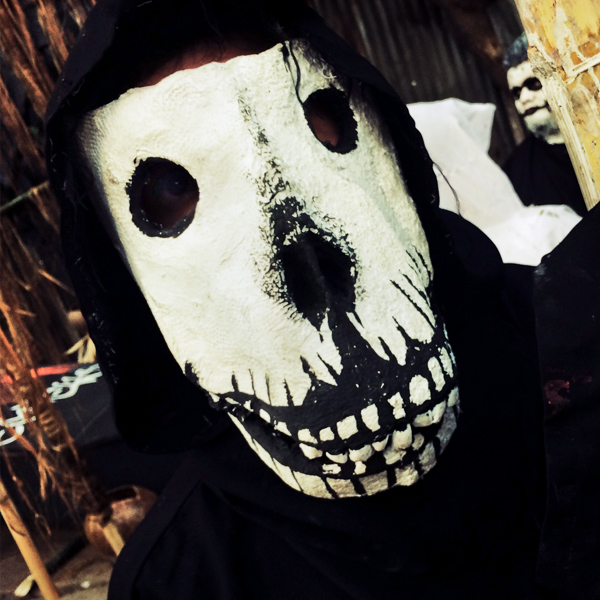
224, 379, 458, 477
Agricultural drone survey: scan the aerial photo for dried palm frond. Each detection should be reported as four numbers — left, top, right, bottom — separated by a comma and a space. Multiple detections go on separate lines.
0, 0, 55, 119
0, 0, 110, 529
1, 326, 106, 520
0, 75, 44, 174
32, 0, 70, 71
2, 182, 60, 233
63, 0, 94, 29
1, 216, 77, 364
66, 334, 97, 364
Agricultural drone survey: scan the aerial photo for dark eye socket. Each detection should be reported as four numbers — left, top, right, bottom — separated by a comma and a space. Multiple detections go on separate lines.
303, 88, 357, 154
524, 77, 542, 92
127, 158, 199, 237
511, 77, 543, 99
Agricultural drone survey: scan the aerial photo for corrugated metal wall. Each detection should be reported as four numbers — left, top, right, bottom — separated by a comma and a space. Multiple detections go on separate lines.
311, 0, 525, 164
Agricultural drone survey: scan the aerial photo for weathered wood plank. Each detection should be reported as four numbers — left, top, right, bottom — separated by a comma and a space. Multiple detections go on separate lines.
514, 0, 600, 209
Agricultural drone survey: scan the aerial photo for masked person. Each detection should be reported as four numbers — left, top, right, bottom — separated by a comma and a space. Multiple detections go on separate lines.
46, 1, 550, 598
503, 33, 587, 217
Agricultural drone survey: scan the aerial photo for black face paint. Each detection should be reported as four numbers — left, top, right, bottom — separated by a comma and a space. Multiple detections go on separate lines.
510, 76, 543, 100
211, 251, 457, 495
270, 200, 357, 329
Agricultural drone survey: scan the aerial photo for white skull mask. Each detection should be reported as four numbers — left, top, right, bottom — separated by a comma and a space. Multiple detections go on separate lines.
77, 41, 459, 499
507, 60, 563, 144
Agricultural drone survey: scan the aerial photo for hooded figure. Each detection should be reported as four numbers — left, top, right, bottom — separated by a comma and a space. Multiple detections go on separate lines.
46, 1, 548, 597
502, 33, 587, 217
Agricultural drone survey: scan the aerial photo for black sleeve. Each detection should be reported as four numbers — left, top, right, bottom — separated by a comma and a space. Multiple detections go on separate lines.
534, 202, 600, 599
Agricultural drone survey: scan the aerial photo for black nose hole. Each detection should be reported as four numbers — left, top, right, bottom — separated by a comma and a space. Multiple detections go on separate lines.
279, 232, 355, 328
303, 88, 357, 154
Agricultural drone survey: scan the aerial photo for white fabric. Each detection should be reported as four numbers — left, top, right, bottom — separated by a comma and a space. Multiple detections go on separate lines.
483, 205, 581, 265
408, 98, 580, 266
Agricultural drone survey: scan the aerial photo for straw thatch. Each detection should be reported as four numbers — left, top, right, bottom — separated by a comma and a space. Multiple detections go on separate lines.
0, 0, 86, 366
1, 0, 98, 525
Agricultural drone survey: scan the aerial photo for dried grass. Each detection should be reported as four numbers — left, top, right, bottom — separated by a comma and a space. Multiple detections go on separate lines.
1, 325, 106, 520
0, 0, 105, 526
0, 0, 55, 119
33, 0, 71, 71
0, 74, 44, 173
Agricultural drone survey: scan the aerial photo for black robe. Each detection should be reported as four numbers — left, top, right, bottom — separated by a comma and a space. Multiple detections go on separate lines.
534, 201, 600, 599
503, 135, 587, 217
94, 210, 547, 600
45, 1, 572, 598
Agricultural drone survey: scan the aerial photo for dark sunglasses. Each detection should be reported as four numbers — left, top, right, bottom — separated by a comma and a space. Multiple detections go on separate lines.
510, 77, 543, 99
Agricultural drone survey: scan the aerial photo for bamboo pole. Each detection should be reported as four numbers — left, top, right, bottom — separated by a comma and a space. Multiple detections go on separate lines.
513, 0, 600, 210
0, 479, 59, 600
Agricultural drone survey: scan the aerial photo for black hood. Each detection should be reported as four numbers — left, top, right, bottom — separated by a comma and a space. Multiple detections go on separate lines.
46, 0, 459, 453
45, 5, 551, 592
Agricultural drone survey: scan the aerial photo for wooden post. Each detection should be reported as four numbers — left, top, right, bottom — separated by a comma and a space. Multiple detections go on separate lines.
103, 521, 126, 555
513, 0, 600, 210
0, 479, 59, 600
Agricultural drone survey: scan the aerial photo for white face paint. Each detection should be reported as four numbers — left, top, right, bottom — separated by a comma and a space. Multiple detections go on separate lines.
77, 41, 459, 498
507, 60, 563, 144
